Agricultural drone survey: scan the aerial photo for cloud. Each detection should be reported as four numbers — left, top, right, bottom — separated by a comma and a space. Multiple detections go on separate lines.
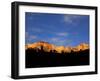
26, 32, 38, 41
25, 32, 29, 38
50, 37, 66, 45
56, 32, 68, 36
25, 32, 37, 39
64, 15, 73, 23
25, 32, 38, 44
50, 38, 59, 41
63, 15, 81, 24
29, 35, 37, 40
32, 28, 43, 33
50, 37, 73, 46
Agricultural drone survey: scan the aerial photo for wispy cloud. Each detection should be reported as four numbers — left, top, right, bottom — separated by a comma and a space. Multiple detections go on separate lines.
49, 35, 73, 46
64, 15, 73, 23
26, 32, 38, 41
50, 38, 59, 41
50, 37, 68, 46
63, 15, 81, 24
26, 32, 38, 44
25, 32, 29, 38
29, 35, 37, 40
32, 28, 43, 33
56, 32, 68, 36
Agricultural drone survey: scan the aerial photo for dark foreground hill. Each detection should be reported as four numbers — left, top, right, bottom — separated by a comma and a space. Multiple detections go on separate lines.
25, 48, 89, 68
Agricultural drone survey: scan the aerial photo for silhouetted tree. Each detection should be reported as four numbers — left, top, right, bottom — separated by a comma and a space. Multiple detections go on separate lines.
26, 47, 89, 68
61, 50, 64, 54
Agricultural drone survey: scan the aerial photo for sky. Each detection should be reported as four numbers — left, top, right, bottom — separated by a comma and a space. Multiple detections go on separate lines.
25, 12, 89, 46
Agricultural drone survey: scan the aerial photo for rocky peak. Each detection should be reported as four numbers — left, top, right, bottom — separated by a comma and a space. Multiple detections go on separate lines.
26, 41, 89, 53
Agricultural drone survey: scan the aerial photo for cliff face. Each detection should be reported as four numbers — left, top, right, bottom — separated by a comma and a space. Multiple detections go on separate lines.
72, 43, 89, 52
25, 41, 89, 53
55, 46, 65, 53
26, 41, 55, 52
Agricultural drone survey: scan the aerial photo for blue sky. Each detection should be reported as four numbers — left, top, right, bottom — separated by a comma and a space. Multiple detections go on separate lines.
25, 12, 89, 46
